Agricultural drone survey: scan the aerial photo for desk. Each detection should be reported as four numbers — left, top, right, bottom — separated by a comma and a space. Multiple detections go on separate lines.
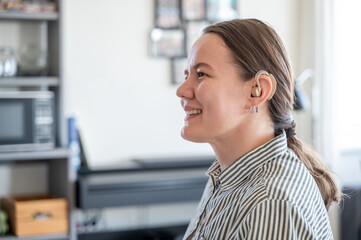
77, 156, 214, 209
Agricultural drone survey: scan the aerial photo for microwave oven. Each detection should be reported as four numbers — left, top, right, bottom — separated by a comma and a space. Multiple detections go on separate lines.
0, 91, 55, 152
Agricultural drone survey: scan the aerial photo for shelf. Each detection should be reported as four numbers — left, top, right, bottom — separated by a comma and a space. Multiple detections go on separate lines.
0, 148, 69, 162
0, 12, 58, 21
0, 77, 59, 87
0, 233, 68, 240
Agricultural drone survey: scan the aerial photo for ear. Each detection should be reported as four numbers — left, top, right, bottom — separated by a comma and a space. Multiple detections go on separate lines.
250, 74, 276, 105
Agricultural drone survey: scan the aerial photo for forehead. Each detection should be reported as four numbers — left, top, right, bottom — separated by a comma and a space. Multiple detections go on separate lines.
187, 33, 234, 68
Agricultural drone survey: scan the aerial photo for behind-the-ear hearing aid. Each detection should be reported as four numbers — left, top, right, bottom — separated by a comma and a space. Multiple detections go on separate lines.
251, 70, 277, 100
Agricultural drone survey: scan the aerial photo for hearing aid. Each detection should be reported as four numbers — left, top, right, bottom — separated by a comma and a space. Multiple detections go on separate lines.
251, 70, 277, 100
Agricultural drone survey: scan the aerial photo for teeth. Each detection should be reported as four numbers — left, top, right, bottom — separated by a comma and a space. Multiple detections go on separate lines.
185, 109, 202, 116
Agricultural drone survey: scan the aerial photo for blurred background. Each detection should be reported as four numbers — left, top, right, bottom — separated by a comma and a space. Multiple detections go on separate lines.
0, 0, 360, 239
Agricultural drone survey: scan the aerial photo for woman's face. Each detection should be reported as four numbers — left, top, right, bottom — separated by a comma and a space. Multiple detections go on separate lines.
176, 33, 252, 143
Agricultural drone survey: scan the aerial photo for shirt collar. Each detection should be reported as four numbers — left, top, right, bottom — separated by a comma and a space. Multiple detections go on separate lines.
206, 131, 288, 191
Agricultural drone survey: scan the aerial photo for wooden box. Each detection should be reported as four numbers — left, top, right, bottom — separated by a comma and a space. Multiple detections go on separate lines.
1, 195, 68, 237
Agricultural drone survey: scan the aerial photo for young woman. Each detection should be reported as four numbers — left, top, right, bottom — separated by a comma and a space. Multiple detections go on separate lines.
176, 19, 341, 240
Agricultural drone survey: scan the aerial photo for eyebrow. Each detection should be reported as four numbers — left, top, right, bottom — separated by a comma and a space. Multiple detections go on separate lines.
184, 62, 214, 75
193, 62, 213, 70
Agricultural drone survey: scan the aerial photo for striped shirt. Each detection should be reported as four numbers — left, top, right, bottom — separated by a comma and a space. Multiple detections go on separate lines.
183, 132, 333, 240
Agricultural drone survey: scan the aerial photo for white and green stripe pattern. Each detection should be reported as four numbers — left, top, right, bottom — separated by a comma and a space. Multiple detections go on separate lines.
183, 132, 333, 240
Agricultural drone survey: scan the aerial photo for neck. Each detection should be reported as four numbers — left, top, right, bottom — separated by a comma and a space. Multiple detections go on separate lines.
210, 116, 275, 171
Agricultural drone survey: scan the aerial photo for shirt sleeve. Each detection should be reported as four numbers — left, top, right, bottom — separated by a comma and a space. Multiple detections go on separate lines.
236, 199, 329, 240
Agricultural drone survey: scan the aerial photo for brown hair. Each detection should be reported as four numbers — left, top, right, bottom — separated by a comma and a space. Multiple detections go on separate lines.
203, 19, 341, 209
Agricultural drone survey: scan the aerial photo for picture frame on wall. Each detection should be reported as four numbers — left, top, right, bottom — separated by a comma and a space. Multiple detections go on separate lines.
171, 57, 188, 85
155, 0, 182, 29
181, 0, 206, 21
150, 28, 186, 58
206, 0, 238, 22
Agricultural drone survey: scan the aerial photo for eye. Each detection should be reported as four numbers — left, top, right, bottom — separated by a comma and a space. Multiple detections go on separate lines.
197, 71, 207, 78
184, 70, 189, 80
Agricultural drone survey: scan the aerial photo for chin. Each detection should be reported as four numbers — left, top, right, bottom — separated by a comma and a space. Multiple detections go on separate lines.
181, 128, 207, 143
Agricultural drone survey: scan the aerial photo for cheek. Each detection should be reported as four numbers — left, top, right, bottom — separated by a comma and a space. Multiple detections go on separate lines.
195, 80, 248, 116
197, 84, 235, 116
195, 85, 207, 105
195, 83, 217, 109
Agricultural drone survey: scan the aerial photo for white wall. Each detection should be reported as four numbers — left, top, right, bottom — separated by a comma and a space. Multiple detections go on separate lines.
62, 0, 213, 168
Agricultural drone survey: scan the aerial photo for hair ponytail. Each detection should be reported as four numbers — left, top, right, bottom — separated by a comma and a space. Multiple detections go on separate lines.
204, 18, 342, 209
271, 111, 341, 210
283, 123, 341, 210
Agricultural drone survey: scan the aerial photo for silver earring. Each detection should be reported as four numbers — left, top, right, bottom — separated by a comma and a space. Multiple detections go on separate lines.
250, 105, 255, 113
250, 105, 259, 114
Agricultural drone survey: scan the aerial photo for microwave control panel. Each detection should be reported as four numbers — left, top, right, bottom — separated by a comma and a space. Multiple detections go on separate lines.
34, 98, 55, 144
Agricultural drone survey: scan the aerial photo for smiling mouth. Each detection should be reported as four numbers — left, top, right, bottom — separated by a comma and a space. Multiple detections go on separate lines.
185, 109, 202, 116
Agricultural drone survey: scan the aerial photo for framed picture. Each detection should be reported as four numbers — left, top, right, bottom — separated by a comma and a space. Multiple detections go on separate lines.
155, 0, 182, 29
171, 57, 188, 85
185, 21, 210, 53
181, 0, 206, 21
150, 28, 186, 58
206, 0, 238, 22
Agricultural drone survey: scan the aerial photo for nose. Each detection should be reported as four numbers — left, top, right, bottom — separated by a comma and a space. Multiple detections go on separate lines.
176, 78, 195, 100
